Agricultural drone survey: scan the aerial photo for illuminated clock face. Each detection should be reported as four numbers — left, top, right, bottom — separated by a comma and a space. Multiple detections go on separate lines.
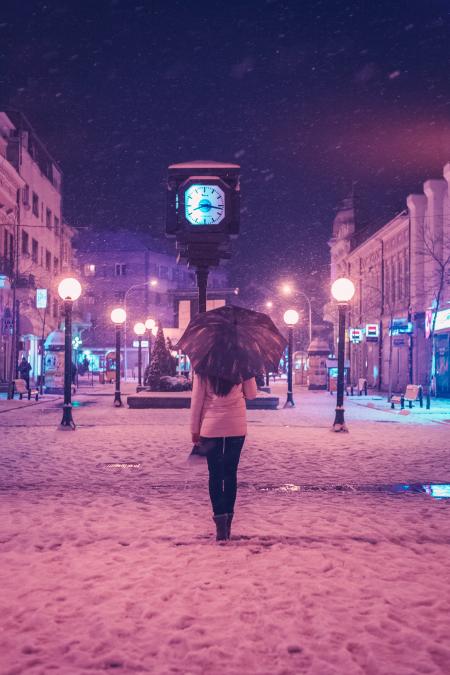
184, 184, 225, 225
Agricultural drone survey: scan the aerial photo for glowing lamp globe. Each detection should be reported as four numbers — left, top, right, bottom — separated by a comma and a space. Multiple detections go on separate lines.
111, 308, 127, 325
331, 278, 355, 303
134, 322, 146, 336
284, 309, 299, 326
145, 318, 156, 331
266, 301, 273, 309
58, 277, 82, 301
149, 278, 158, 287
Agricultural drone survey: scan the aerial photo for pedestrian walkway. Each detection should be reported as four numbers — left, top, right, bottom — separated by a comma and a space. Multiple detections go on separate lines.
1, 386, 449, 674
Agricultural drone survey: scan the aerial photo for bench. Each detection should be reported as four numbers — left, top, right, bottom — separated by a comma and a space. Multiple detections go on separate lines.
391, 384, 423, 410
13, 378, 39, 401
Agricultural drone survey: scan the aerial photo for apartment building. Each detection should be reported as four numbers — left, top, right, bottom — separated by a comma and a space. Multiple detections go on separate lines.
0, 111, 75, 382
327, 163, 450, 396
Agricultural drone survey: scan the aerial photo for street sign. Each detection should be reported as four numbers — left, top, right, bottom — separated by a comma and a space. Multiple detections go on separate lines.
349, 328, 363, 344
36, 288, 48, 309
366, 323, 379, 341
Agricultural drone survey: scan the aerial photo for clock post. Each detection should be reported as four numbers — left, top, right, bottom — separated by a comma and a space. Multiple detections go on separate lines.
166, 161, 240, 315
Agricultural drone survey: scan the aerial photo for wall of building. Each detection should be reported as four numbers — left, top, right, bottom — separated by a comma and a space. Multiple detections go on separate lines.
1, 111, 76, 382
328, 163, 450, 396
75, 229, 229, 372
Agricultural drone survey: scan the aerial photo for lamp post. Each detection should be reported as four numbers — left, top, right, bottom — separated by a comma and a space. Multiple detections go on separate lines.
145, 317, 156, 369
123, 279, 158, 381
111, 307, 126, 407
283, 309, 299, 407
134, 322, 146, 388
331, 277, 355, 432
58, 277, 82, 428
281, 283, 313, 346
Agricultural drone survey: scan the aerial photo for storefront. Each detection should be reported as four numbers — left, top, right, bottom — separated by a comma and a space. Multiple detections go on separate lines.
430, 308, 450, 397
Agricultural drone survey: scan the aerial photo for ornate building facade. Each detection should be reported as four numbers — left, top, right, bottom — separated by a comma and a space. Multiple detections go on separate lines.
327, 163, 450, 396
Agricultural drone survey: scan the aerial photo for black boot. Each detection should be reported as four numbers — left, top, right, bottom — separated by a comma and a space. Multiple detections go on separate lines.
213, 514, 228, 541
227, 513, 234, 539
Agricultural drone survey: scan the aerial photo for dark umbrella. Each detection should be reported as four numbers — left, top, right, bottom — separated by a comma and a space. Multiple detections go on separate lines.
176, 305, 287, 383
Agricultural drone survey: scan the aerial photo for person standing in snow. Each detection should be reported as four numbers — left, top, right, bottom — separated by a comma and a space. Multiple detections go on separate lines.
190, 373, 257, 542
18, 356, 32, 390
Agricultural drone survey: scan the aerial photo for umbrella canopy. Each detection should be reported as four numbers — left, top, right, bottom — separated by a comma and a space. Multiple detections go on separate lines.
176, 305, 287, 383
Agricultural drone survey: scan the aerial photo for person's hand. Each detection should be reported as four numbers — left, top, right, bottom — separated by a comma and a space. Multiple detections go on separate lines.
192, 433, 200, 445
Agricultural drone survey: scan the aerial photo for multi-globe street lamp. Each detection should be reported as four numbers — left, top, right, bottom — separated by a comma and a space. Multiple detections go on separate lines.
134, 322, 146, 387
123, 278, 158, 381
58, 277, 82, 428
111, 307, 126, 407
331, 277, 355, 432
283, 309, 299, 407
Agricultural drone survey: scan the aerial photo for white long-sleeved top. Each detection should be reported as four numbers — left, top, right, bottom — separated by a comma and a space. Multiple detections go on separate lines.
190, 375, 257, 438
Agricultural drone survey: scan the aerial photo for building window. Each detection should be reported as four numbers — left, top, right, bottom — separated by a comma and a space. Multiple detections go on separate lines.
31, 238, 38, 263
54, 257, 59, 272
159, 265, 168, 279
46, 208, 52, 229
114, 263, 127, 276
83, 263, 96, 276
22, 184, 30, 208
54, 216, 60, 235
21, 231, 29, 255
171, 267, 180, 282
45, 250, 51, 271
32, 192, 39, 217
114, 290, 125, 302
53, 298, 59, 318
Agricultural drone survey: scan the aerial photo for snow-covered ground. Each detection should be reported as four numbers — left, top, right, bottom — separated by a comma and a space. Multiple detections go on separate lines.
1, 383, 450, 674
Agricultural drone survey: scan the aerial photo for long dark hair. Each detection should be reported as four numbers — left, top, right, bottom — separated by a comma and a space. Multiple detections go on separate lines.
202, 375, 236, 397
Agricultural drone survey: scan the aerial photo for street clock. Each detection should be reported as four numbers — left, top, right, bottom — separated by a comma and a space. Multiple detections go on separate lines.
166, 161, 240, 239
166, 160, 241, 312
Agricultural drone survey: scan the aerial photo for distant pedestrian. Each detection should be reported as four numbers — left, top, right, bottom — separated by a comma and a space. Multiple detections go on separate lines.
71, 362, 77, 385
18, 356, 32, 389
190, 373, 257, 541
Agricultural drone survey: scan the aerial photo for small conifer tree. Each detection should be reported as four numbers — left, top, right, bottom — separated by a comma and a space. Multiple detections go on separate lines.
144, 322, 170, 389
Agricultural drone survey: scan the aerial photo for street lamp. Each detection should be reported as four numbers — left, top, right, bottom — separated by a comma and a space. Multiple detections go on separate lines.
283, 309, 299, 407
134, 322, 146, 388
58, 277, 82, 428
145, 317, 156, 369
123, 279, 158, 381
331, 277, 355, 432
111, 307, 126, 407
281, 283, 312, 346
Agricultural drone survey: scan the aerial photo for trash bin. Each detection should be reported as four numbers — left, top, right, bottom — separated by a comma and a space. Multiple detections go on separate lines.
99, 371, 105, 384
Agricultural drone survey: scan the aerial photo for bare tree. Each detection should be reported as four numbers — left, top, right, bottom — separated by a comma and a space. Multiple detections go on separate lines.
418, 219, 450, 408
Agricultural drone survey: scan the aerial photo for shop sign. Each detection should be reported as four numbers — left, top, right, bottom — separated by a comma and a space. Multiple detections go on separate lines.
36, 288, 48, 309
349, 328, 363, 344
393, 337, 405, 346
427, 308, 450, 337
389, 318, 413, 335
366, 323, 379, 341
133, 340, 149, 348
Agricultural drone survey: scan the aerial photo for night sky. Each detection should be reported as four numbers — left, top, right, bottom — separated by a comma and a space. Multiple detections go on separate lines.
1, 0, 450, 311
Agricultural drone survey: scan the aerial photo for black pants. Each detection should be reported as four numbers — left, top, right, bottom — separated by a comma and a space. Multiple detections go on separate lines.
206, 436, 245, 516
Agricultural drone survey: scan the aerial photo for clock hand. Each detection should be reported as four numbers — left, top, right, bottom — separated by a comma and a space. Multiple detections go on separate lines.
192, 204, 223, 211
